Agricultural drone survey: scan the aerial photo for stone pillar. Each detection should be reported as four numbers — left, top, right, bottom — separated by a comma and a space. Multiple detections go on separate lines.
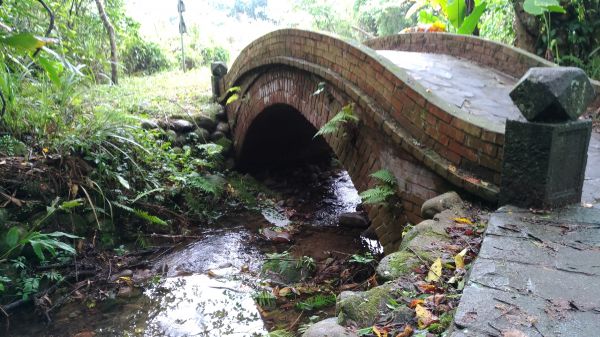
211, 62, 228, 102
500, 67, 596, 208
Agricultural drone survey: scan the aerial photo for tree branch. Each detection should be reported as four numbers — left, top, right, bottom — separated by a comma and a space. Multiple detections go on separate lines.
33, 0, 55, 57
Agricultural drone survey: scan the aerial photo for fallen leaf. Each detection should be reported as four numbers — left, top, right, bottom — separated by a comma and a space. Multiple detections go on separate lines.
278, 287, 291, 297
207, 270, 217, 278
416, 282, 437, 293
453, 217, 474, 225
408, 299, 424, 308
339, 283, 360, 291
454, 248, 468, 269
415, 304, 439, 329
373, 326, 388, 337
396, 325, 413, 337
425, 258, 442, 282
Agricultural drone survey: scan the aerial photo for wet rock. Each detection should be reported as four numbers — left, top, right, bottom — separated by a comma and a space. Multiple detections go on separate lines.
261, 228, 292, 242
132, 269, 153, 283
73, 331, 96, 337
361, 226, 378, 240
194, 127, 211, 143
109, 269, 133, 282
140, 119, 159, 130
510, 67, 595, 122
402, 219, 451, 243
376, 250, 421, 281
301, 318, 358, 337
339, 212, 369, 228
336, 282, 404, 326
210, 131, 226, 141
215, 109, 228, 122
117, 286, 134, 298
169, 119, 196, 133
195, 115, 217, 132
421, 191, 462, 219
216, 122, 230, 134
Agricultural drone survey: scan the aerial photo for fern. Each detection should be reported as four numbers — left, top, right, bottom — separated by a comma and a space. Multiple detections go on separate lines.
253, 290, 276, 308
370, 169, 397, 186
112, 202, 168, 226
225, 94, 239, 105
269, 330, 295, 337
295, 293, 337, 311
188, 174, 225, 196
359, 185, 395, 205
314, 103, 359, 138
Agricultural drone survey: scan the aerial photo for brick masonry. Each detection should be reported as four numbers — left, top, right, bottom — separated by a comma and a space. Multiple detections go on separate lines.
219, 29, 599, 253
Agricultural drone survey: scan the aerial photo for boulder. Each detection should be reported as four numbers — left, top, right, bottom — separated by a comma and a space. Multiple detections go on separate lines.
336, 283, 404, 326
140, 119, 159, 130
421, 191, 462, 219
170, 119, 196, 133
216, 122, 230, 134
210, 131, 226, 141
510, 67, 595, 122
194, 128, 211, 144
302, 318, 358, 337
376, 250, 421, 281
194, 115, 217, 132
339, 212, 369, 228
215, 110, 228, 122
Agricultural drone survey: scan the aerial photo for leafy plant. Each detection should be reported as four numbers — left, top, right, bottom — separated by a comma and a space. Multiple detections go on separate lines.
359, 169, 398, 205
410, 0, 488, 35
314, 103, 359, 138
295, 293, 337, 311
253, 290, 276, 308
349, 252, 375, 264
522, 0, 566, 62
268, 330, 295, 337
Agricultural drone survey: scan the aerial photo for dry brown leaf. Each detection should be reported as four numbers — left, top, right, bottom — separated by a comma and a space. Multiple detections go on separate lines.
415, 304, 439, 329
396, 325, 414, 337
409, 298, 424, 308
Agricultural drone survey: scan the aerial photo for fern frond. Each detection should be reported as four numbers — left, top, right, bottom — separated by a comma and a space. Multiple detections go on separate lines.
269, 330, 295, 337
134, 209, 168, 226
295, 293, 337, 311
359, 186, 395, 204
188, 174, 225, 196
227, 86, 241, 94
225, 93, 239, 105
370, 169, 397, 186
314, 103, 359, 137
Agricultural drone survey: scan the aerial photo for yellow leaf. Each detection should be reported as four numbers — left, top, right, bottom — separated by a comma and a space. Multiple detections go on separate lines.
453, 217, 473, 225
425, 258, 442, 282
454, 248, 468, 269
373, 326, 388, 337
415, 304, 439, 329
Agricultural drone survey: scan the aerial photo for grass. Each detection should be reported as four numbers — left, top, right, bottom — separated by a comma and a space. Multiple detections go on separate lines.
79, 68, 215, 119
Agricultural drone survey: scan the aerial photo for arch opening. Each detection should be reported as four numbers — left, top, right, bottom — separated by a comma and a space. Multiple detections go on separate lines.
238, 104, 333, 171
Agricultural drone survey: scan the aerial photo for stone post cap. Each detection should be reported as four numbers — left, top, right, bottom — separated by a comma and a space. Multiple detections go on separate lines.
510, 67, 595, 122
211, 62, 228, 77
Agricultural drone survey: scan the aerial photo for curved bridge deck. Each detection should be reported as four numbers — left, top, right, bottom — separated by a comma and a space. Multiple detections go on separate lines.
376, 50, 522, 124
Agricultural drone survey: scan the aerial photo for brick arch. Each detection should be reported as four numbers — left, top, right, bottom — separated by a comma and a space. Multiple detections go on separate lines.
219, 29, 531, 251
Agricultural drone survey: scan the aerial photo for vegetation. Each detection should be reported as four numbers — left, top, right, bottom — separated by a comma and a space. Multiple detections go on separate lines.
359, 169, 398, 205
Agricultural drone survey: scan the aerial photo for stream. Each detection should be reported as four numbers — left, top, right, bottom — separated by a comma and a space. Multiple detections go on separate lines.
4, 162, 381, 337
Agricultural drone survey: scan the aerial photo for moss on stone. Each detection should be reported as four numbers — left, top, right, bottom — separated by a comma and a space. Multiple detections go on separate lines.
336, 283, 398, 326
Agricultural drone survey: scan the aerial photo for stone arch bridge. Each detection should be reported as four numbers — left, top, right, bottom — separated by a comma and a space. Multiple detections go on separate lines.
217, 29, 600, 253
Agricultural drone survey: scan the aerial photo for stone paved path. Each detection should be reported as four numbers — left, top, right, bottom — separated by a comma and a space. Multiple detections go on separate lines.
452, 205, 600, 336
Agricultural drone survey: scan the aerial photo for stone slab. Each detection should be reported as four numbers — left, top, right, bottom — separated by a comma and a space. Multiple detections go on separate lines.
452, 205, 600, 337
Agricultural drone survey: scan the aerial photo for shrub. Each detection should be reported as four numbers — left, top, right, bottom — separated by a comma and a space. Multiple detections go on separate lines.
122, 40, 170, 75
200, 46, 230, 66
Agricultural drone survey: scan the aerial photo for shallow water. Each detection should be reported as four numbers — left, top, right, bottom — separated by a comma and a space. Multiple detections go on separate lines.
4, 167, 379, 337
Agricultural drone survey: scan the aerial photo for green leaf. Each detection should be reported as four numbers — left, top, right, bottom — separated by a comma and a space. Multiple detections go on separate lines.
227, 86, 241, 94
458, 2, 487, 35
5, 227, 20, 248
47, 231, 82, 239
116, 175, 130, 189
370, 169, 397, 186
1, 33, 56, 51
226, 93, 239, 105
48, 240, 76, 255
59, 199, 83, 210
37, 55, 64, 86
545, 4, 566, 13
446, 0, 467, 29
133, 209, 168, 226
523, 0, 544, 15
418, 10, 444, 24
30, 241, 45, 261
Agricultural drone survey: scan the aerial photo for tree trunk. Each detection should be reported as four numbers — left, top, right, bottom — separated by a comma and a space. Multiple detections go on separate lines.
511, 0, 539, 53
94, 0, 118, 85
